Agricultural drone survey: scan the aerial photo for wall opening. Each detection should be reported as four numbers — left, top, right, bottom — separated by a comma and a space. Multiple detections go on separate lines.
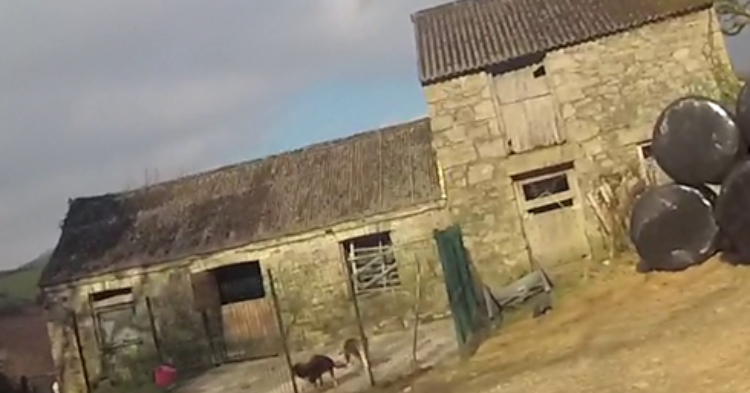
89, 287, 139, 350
638, 140, 671, 185
521, 174, 570, 201
639, 142, 653, 159
532, 65, 546, 78
212, 261, 266, 305
513, 163, 576, 215
340, 232, 400, 294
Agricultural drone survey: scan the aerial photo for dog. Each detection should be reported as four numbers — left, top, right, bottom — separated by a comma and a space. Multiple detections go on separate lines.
291, 354, 346, 388
341, 337, 370, 370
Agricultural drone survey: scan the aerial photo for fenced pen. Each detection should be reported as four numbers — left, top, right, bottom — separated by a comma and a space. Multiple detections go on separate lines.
57, 227, 489, 393
269, 236, 456, 392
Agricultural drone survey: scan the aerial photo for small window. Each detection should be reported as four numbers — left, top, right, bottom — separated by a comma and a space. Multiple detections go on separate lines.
521, 174, 570, 201
341, 232, 400, 294
639, 142, 653, 159
90, 287, 138, 349
96, 306, 139, 348
213, 261, 266, 305
532, 66, 546, 78
90, 287, 133, 308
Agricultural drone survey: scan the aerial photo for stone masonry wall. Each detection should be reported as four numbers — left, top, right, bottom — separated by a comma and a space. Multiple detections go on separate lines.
424, 9, 730, 286
44, 203, 450, 393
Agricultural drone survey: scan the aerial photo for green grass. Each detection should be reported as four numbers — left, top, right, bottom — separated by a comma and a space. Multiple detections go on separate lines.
0, 267, 43, 301
0, 251, 50, 309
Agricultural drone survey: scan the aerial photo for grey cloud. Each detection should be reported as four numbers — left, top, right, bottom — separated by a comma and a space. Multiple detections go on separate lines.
0, 0, 446, 268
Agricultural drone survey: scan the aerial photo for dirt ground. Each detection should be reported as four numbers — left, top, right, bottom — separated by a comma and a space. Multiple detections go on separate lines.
371, 257, 750, 393
176, 319, 456, 393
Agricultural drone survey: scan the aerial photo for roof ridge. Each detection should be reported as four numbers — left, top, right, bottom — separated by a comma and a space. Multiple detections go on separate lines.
413, 0, 713, 83
412, 0, 478, 18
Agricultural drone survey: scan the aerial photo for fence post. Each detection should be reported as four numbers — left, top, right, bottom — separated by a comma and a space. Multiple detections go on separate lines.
267, 270, 299, 393
145, 297, 163, 363
70, 311, 91, 393
410, 257, 423, 367
200, 311, 219, 366
343, 262, 376, 387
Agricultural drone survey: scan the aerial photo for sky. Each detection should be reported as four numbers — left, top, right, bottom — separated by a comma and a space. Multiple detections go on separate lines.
0, 0, 448, 269
0, 1, 748, 270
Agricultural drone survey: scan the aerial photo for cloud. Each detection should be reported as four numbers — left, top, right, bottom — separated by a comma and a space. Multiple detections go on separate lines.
0, 0, 446, 268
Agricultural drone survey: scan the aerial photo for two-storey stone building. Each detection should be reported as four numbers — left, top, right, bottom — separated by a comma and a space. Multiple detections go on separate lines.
412, 0, 726, 283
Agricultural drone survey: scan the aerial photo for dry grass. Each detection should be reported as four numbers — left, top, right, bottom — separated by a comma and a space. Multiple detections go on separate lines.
381, 256, 750, 393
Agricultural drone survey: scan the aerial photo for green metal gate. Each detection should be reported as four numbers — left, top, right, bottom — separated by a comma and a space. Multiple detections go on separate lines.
434, 225, 484, 355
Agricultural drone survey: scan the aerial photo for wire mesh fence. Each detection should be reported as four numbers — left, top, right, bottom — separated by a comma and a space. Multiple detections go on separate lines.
272, 236, 454, 391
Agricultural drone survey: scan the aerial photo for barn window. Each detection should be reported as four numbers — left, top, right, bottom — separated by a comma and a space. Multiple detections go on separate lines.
639, 142, 653, 159
521, 174, 570, 200
90, 287, 140, 349
513, 163, 576, 215
341, 232, 400, 294
213, 261, 266, 305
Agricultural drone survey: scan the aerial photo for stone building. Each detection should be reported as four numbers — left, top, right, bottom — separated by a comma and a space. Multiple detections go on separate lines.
39, 119, 451, 392
411, 0, 728, 284
41, 0, 735, 390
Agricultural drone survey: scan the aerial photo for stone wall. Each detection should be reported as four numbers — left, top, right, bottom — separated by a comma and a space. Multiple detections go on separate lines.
189, 202, 450, 350
424, 9, 730, 286
43, 202, 450, 393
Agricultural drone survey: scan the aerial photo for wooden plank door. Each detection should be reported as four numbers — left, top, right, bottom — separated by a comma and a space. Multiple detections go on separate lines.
515, 167, 590, 267
220, 299, 278, 360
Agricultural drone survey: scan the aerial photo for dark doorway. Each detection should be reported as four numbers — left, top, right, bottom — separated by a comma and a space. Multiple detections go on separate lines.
213, 261, 265, 305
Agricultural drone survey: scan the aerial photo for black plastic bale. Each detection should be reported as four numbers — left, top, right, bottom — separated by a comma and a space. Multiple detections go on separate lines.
737, 83, 750, 142
652, 96, 744, 186
629, 183, 719, 272
716, 159, 750, 260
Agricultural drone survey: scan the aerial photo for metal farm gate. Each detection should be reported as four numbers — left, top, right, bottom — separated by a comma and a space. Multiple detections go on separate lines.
434, 225, 485, 355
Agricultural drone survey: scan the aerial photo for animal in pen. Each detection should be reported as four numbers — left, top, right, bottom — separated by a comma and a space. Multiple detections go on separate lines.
340, 337, 370, 371
291, 354, 346, 388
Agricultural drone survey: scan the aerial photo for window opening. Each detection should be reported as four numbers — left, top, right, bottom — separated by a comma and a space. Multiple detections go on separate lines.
340, 232, 400, 294
213, 261, 266, 305
522, 174, 570, 201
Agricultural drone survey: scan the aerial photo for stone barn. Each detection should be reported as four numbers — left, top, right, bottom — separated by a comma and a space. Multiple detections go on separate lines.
39, 119, 451, 393
411, 0, 731, 284
38, 0, 739, 390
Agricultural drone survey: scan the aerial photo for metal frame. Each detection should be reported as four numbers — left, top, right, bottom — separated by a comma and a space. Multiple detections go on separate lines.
346, 238, 401, 294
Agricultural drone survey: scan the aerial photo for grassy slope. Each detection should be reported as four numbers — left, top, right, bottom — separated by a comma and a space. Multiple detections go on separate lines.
0, 267, 43, 301
0, 252, 50, 308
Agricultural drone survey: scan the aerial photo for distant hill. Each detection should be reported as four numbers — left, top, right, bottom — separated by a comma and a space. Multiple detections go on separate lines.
0, 250, 51, 311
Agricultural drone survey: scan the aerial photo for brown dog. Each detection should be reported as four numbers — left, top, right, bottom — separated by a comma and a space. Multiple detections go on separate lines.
341, 337, 370, 370
291, 354, 346, 388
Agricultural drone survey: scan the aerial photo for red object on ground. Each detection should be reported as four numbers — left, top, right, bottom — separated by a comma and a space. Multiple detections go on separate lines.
153, 365, 177, 389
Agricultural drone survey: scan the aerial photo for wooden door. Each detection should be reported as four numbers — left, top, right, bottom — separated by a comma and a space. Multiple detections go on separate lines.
190, 271, 226, 363
220, 299, 278, 360
515, 167, 590, 266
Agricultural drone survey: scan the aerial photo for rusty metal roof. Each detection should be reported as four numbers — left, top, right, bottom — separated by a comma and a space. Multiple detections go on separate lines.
41, 118, 441, 286
412, 0, 713, 84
